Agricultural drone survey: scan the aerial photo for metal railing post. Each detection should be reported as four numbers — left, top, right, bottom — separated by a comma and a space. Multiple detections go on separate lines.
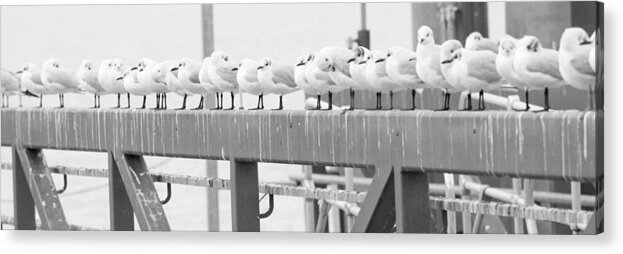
230, 159, 260, 232
108, 152, 134, 231
12, 147, 36, 230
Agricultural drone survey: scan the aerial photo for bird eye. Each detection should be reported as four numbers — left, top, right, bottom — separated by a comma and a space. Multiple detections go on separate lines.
223, 56, 228, 61
324, 58, 329, 62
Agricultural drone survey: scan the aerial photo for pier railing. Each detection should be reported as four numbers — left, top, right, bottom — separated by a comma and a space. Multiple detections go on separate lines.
0, 108, 602, 233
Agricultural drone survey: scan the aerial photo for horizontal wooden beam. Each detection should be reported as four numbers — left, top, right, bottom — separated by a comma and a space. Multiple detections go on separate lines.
1, 108, 597, 181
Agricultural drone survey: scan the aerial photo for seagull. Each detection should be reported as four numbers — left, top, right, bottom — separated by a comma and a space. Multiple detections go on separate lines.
347, 46, 377, 109
558, 27, 595, 92
98, 59, 128, 108
122, 67, 151, 109
588, 31, 596, 73
20, 64, 50, 107
295, 53, 323, 110
441, 41, 504, 110
162, 61, 189, 109
439, 40, 466, 91
112, 58, 131, 107
1, 69, 20, 107
514, 35, 566, 111
316, 46, 357, 110
385, 45, 429, 110
76, 60, 106, 108
137, 58, 168, 109
41, 59, 80, 108
416, 25, 456, 110
199, 57, 223, 109
208, 51, 239, 110
496, 35, 529, 90
465, 31, 498, 53
365, 49, 403, 110
305, 53, 342, 110
257, 58, 298, 110
176, 58, 206, 110
235, 58, 264, 110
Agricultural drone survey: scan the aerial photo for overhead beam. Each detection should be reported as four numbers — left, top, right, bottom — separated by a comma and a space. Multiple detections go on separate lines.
112, 150, 170, 231
0, 108, 597, 181
15, 148, 69, 230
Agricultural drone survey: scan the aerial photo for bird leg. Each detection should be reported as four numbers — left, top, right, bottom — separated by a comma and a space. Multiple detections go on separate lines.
273, 95, 284, 110
126, 93, 131, 108
56, 94, 64, 108
475, 89, 486, 111
113, 93, 121, 108
410, 89, 417, 110
376, 91, 382, 110
250, 94, 262, 110
162, 93, 168, 109
176, 94, 188, 110
97, 95, 102, 108
347, 88, 355, 111
140, 96, 147, 109
326, 92, 333, 110
310, 94, 321, 110
39, 95, 43, 108
91, 94, 97, 109
389, 91, 394, 110
193, 95, 204, 110
152, 94, 161, 110
261, 94, 265, 109
435, 90, 449, 111
458, 92, 472, 111
223, 92, 235, 110
534, 87, 550, 112
210, 93, 220, 110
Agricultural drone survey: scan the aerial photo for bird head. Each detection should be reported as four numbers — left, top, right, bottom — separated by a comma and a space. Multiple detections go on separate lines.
315, 51, 334, 72
211, 51, 231, 67
80, 59, 94, 71
440, 40, 463, 64
152, 68, 166, 84
370, 50, 387, 64
112, 58, 124, 70
465, 31, 484, 50
43, 59, 60, 69
137, 58, 155, 69
296, 54, 311, 66
22, 63, 38, 73
560, 27, 591, 52
417, 25, 435, 45
257, 58, 272, 71
517, 36, 541, 53
498, 35, 517, 57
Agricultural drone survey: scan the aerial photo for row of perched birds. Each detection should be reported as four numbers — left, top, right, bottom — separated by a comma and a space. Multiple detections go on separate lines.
1, 25, 597, 111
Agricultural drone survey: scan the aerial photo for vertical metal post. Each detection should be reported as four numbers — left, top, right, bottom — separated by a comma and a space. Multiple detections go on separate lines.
357, 3, 370, 48
108, 152, 134, 231
523, 179, 538, 234
512, 178, 524, 234
303, 165, 316, 232
344, 167, 355, 232
12, 147, 36, 230
571, 181, 582, 234
394, 168, 431, 233
202, 3, 219, 232
230, 159, 260, 232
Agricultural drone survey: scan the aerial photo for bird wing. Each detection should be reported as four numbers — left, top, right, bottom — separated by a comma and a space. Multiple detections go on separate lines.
480, 39, 499, 53
46, 68, 78, 88
83, 71, 106, 91
398, 60, 418, 76
466, 51, 501, 83
374, 62, 390, 78
30, 71, 45, 86
334, 56, 352, 78
188, 65, 202, 84
525, 50, 563, 80
271, 64, 297, 88
244, 68, 259, 83
570, 47, 595, 75
216, 65, 238, 84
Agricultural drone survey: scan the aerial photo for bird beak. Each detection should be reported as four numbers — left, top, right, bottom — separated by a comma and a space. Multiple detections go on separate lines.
375, 58, 386, 63
441, 59, 452, 64
408, 57, 417, 62
419, 38, 425, 44
116, 76, 124, 81
296, 62, 304, 66
580, 39, 592, 45
257, 66, 264, 70
231, 67, 239, 71
130, 67, 138, 71
359, 61, 367, 65
16, 70, 23, 74
347, 58, 356, 63
170, 67, 179, 72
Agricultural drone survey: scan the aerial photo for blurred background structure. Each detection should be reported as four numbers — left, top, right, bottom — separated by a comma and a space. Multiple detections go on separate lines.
0, 2, 601, 234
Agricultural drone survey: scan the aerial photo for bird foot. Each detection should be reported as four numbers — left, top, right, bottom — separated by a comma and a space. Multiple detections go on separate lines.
248, 107, 262, 110
175, 107, 187, 110
434, 108, 450, 111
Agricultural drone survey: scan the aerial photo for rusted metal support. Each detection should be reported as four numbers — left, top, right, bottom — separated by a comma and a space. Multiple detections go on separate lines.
113, 150, 170, 231
230, 159, 260, 232
12, 147, 36, 230
351, 166, 395, 233
0, 109, 597, 181
15, 148, 69, 230
394, 168, 431, 233
108, 152, 134, 231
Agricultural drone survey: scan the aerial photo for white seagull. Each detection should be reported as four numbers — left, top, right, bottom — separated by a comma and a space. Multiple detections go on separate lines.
295, 53, 323, 110
386, 45, 429, 110
234, 58, 264, 110
316, 46, 358, 110
416, 25, 456, 110
208, 51, 239, 110
588, 31, 596, 73
365, 49, 403, 110
77, 59, 106, 108
176, 58, 206, 110
137, 58, 168, 109
465, 31, 498, 53
161, 61, 189, 109
122, 66, 151, 109
19, 64, 51, 107
1, 69, 20, 107
41, 59, 80, 108
199, 57, 223, 109
257, 58, 298, 110
307, 53, 344, 110
514, 35, 566, 111
98, 59, 128, 108
496, 35, 529, 90
558, 27, 595, 91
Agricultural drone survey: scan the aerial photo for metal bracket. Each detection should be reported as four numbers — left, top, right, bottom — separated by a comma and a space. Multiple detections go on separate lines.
159, 182, 172, 205
55, 174, 68, 194
258, 193, 274, 219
